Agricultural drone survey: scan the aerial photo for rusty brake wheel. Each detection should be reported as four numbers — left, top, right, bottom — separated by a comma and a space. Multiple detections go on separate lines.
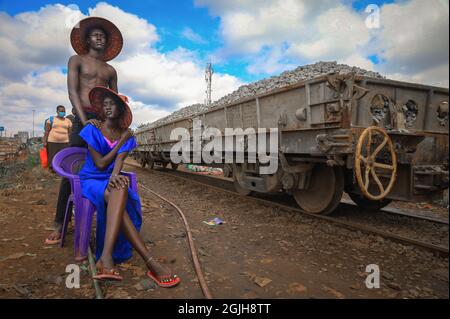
355, 126, 397, 201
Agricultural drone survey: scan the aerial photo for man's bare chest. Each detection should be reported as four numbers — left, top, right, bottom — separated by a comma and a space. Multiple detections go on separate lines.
79, 60, 112, 82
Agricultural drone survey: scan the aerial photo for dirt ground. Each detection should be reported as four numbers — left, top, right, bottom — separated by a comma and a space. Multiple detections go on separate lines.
0, 160, 448, 299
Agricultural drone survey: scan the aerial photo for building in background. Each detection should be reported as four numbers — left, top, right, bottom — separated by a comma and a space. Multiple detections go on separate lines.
14, 131, 30, 144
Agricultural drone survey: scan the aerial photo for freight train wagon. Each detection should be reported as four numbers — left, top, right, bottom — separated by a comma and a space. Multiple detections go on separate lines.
135, 73, 449, 215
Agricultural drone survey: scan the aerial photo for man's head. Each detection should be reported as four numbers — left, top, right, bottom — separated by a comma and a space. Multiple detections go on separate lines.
85, 27, 108, 52
56, 105, 66, 118
70, 17, 123, 62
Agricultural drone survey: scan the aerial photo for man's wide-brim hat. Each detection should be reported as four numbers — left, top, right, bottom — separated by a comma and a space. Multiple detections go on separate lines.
89, 86, 132, 129
70, 17, 123, 62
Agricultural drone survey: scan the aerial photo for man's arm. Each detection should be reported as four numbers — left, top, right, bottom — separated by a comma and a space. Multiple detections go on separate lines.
109, 66, 118, 93
67, 55, 88, 125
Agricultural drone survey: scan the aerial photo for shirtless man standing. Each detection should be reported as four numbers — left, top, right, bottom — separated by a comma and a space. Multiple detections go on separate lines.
45, 17, 122, 244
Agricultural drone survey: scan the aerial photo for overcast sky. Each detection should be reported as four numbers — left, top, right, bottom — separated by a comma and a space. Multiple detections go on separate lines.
0, 0, 448, 136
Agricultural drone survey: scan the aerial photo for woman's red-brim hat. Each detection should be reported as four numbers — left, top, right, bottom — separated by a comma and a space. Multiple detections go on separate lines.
70, 17, 123, 62
89, 86, 133, 129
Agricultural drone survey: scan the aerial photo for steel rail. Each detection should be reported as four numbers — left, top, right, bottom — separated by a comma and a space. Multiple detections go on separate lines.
126, 162, 449, 258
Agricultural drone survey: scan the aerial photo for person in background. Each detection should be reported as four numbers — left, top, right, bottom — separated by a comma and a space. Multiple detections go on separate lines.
43, 105, 72, 170
66, 108, 76, 124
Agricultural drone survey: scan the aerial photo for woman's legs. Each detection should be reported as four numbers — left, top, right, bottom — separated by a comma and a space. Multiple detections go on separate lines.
101, 188, 177, 283
98, 187, 127, 270
120, 210, 178, 283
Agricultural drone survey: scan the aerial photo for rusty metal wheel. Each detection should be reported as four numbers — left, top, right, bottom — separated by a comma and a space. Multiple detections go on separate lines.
171, 163, 179, 170
293, 165, 344, 215
148, 159, 155, 170
233, 164, 252, 196
355, 126, 397, 201
234, 179, 252, 196
140, 155, 147, 168
223, 164, 233, 178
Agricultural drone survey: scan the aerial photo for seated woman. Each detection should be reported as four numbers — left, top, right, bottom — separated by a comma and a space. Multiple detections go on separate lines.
78, 86, 180, 287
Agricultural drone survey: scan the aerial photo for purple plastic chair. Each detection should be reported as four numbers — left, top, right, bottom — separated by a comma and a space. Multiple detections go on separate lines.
52, 147, 138, 261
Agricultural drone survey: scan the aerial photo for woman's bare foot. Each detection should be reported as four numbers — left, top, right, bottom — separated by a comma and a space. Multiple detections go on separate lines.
145, 256, 179, 284
94, 257, 123, 281
97, 255, 115, 272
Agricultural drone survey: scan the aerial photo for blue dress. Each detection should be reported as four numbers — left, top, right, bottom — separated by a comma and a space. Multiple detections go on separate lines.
78, 124, 142, 264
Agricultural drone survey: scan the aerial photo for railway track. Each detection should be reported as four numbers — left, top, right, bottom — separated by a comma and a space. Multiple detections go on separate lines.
125, 162, 449, 258
339, 198, 448, 225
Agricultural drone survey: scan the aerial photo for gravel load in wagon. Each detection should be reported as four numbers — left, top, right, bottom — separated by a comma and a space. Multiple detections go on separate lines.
137, 61, 385, 131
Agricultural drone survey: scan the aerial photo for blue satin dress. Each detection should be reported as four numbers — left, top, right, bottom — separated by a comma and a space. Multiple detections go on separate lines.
78, 124, 142, 264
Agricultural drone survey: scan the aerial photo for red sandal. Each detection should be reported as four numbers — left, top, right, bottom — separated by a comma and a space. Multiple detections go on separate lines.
93, 262, 123, 281
147, 270, 181, 288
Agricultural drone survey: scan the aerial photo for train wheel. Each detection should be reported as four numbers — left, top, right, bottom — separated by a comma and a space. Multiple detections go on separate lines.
140, 156, 147, 168
148, 159, 155, 170
233, 164, 252, 196
293, 165, 344, 215
348, 192, 392, 211
223, 164, 233, 178
234, 178, 252, 196
171, 163, 179, 170
161, 162, 168, 169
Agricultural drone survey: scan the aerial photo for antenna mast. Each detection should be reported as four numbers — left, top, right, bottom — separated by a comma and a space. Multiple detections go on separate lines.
205, 62, 213, 106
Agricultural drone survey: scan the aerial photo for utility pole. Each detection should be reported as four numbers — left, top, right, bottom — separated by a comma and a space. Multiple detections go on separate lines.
205, 63, 213, 107
32, 109, 35, 138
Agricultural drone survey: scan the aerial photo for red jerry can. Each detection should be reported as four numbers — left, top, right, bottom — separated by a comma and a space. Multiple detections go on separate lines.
40, 147, 48, 168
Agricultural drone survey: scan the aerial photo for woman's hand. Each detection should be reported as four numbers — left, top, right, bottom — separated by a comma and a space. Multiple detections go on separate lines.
108, 174, 130, 189
121, 129, 133, 141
